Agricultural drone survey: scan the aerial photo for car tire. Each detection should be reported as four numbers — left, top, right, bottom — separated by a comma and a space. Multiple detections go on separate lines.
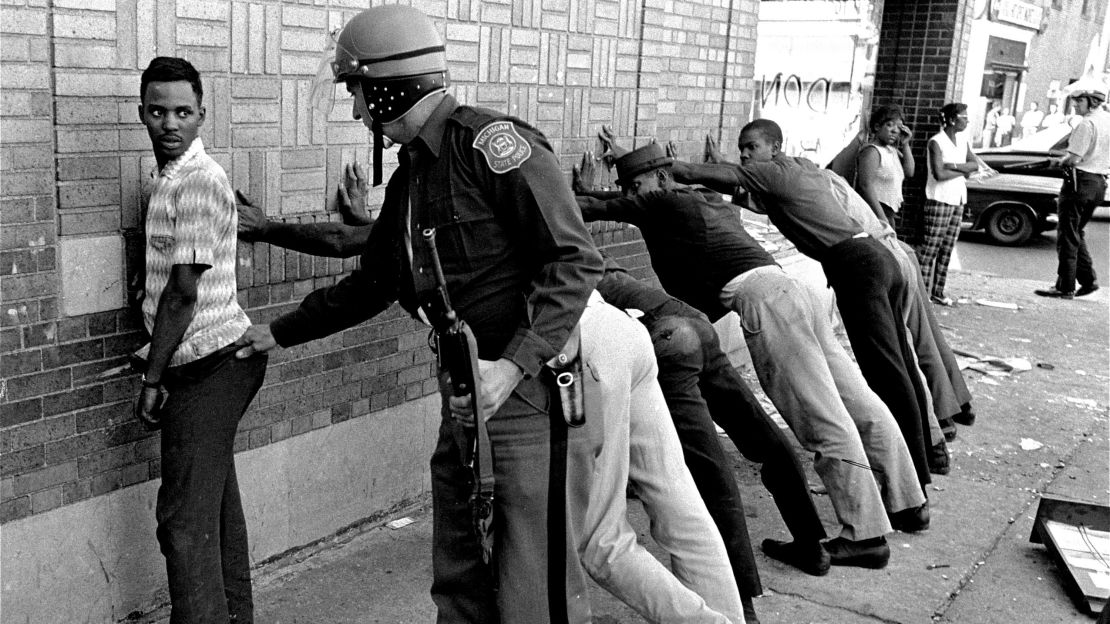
984, 204, 1035, 245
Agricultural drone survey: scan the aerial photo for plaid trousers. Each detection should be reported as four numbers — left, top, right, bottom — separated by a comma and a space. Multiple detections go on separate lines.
916, 199, 963, 299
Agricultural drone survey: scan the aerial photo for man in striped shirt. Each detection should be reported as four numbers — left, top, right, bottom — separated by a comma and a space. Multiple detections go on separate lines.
134, 56, 266, 623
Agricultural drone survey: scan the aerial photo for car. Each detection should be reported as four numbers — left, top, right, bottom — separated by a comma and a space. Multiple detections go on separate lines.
962, 124, 1108, 245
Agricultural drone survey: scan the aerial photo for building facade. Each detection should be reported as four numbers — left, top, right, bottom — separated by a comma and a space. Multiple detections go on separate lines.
0, 1, 759, 620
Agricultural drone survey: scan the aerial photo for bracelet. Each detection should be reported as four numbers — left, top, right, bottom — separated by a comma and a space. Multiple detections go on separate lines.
141, 375, 162, 389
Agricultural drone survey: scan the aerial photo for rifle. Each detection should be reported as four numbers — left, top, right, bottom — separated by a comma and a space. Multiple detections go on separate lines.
422, 228, 496, 567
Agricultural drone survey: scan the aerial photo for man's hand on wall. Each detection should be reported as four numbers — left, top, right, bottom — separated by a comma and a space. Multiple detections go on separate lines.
703, 134, 725, 164
572, 150, 599, 193
235, 324, 278, 359
337, 161, 372, 226
235, 191, 270, 242
596, 125, 628, 167
665, 140, 680, 160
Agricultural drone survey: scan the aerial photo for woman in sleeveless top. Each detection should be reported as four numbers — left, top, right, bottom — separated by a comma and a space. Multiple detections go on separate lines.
856, 104, 915, 226
919, 103, 991, 306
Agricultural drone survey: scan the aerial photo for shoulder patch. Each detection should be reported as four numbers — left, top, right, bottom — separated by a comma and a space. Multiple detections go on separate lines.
472, 121, 532, 174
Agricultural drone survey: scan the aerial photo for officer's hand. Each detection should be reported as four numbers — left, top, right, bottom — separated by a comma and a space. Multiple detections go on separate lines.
235, 190, 270, 242
338, 161, 373, 226
135, 385, 166, 430
235, 324, 278, 359
447, 358, 523, 422
572, 150, 598, 193
703, 134, 725, 164
665, 140, 680, 160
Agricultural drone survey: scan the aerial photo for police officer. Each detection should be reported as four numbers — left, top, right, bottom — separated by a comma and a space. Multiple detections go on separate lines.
233, 6, 603, 623
1035, 84, 1109, 299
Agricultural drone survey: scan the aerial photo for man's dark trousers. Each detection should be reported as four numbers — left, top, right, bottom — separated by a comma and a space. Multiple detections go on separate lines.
156, 345, 267, 624
821, 236, 933, 489
1056, 171, 1106, 293
649, 311, 827, 597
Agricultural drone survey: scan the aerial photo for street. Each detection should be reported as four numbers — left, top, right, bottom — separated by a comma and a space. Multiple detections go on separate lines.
184, 266, 1109, 624
957, 211, 1110, 284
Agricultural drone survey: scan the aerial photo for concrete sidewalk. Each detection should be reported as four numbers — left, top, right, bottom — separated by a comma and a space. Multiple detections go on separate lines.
140, 269, 1109, 624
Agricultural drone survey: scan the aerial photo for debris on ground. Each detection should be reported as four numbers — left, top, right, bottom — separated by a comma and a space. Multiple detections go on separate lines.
1020, 438, 1044, 451
975, 299, 1020, 310
386, 517, 415, 530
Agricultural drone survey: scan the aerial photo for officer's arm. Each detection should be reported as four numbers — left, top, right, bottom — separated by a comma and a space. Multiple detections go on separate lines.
483, 131, 603, 378
269, 204, 400, 348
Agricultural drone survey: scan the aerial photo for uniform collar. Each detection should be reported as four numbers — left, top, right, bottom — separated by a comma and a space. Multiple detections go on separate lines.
157, 137, 205, 179
410, 94, 458, 158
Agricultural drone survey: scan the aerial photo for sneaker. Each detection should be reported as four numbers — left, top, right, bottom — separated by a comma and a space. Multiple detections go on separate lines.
890, 502, 930, 532
823, 536, 890, 569
761, 539, 831, 576
929, 441, 950, 475
931, 295, 954, 306
1034, 287, 1075, 299
939, 417, 957, 442
953, 403, 976, 426
1077, 284, 1100, 297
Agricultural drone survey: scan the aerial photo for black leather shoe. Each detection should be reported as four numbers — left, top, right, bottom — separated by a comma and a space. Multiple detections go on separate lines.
953, 403, 976, 426
929, 441, 950, 475
939, 417, 957, 442
1077, 283, 1100, 297
761, 539, 831, 576
823, 536, 890, 569
1034, 287, 1075, 299
890, 502, 930, 532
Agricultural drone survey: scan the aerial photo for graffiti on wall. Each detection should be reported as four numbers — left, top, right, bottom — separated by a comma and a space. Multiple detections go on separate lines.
756, 72, 866, 165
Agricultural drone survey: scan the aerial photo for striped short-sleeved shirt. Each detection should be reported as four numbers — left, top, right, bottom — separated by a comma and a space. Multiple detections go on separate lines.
135, 138, 250, 367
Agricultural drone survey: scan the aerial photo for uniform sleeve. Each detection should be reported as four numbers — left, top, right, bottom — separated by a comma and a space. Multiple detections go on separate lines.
170, 170, 228, 267
1067, 120, 1095, 159
270, 200, 401, 348
475, 125, 603, 376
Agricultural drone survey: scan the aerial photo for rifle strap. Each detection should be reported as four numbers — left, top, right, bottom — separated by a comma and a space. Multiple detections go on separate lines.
546, 381, 570, 624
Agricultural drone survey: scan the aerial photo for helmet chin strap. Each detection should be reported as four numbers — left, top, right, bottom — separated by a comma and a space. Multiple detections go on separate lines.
372, 119, 384, 187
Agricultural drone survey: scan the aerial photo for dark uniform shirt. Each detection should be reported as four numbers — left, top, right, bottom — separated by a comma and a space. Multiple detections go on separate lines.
271, 95, 602, 377
578, 186, 775, 322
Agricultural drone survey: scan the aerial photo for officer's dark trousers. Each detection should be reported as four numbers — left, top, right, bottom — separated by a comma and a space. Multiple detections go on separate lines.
1055, 171, 1106, 293
821, 236, 933, 489
156, 345, 267, 624
649, 312, 827, 597
431, 373, 594, 624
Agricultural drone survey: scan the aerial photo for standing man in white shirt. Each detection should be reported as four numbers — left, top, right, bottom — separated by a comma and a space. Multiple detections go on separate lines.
1035, 85, 1109, 299
1018, 102, 1043, 140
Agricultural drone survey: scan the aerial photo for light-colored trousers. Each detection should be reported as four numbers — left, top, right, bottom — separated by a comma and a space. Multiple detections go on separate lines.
724, 266, 925, 541
579, 295, 744, 624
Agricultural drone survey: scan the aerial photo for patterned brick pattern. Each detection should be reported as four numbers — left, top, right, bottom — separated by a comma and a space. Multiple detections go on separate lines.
1, 0, 759, 523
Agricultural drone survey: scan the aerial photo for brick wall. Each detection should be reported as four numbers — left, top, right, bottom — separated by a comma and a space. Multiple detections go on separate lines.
872, 0, 974, 243
0, 0, 760, 525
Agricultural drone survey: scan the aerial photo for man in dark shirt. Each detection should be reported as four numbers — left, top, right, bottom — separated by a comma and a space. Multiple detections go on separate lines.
669, 118, 935, 516
577, 140, 926, 571
233, 7, 602, 623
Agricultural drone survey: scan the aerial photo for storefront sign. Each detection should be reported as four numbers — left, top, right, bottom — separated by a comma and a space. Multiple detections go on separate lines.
991, 0, 1043, 30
